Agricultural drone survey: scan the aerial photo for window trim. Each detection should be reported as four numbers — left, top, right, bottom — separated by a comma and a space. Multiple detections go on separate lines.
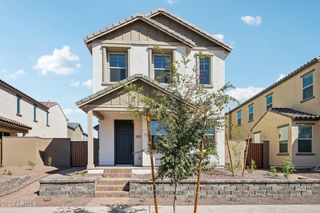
265, 93, 273, 110
248, 104, 254, 122
278, 125, 289, 153
16, 96, 22, 116
198, 55, 211, 85
33, 105, 38, 122
108, 52, 128, 83
297, 125, 312, 153
152, 53, 172, 84
301, 71, 314, 101
237, 110, 242, 126
46, 111, 50, 127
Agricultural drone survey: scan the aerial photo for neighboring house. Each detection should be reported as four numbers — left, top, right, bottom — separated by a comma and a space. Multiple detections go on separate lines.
0, 79, 68, 138
226, 57, 320, 168
67, 122, 88, 141
76, 8, 233, 168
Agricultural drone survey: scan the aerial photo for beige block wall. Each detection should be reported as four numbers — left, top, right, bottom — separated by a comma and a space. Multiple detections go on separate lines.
252, 112, 292, 167
2, 137, 70, 167
226, 61, 320, 141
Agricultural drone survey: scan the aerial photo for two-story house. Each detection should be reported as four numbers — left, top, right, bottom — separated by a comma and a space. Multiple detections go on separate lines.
76, 8, 233, 168
226, 57, 320, 168
0, 79, 68, 138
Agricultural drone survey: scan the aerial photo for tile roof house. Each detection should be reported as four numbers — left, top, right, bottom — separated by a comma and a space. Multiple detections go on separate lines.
226, 57, 320, 168
76, 8, 233, 168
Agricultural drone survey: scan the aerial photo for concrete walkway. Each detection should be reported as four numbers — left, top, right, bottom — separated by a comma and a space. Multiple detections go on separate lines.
0, 205, 319, 213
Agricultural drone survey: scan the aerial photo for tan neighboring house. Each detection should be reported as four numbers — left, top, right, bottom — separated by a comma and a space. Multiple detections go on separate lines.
0, 79, 68, 138
76, 8, 233, 168
67, 122, 88, 141
226, 57, 320, 168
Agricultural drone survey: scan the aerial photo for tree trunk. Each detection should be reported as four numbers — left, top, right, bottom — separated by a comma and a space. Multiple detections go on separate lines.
225, 132, 235, 176
146, 113, 159, 213
173, 179, 178, 213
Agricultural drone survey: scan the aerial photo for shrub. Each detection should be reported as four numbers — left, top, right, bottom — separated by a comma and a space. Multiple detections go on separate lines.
47, 156, 53, 167
269, 166, 278, 177
247, 159, 256, 174
282, 159, 295, 178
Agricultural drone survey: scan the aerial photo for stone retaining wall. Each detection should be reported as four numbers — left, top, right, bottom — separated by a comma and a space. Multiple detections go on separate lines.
0, 176, 30, 197
39, 177, 97, 197
129, 179, 320, 199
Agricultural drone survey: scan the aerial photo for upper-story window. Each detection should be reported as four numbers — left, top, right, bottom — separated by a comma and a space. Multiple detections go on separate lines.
302, 72, 313, 101
199, 56, 211, 85
298, 125, 312, 153
237, 111, 242, 126
33, 105, 37, 122
153, 54, 171, 83
46, 111, 49, 127
248, 104, 254, 122
266, 94, 273, 110
16, 96, 21, 116
109, 53, 127, 82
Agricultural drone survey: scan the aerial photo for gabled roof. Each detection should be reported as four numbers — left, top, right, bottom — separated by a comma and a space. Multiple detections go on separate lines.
0, 116, 32, 132
0, 79, 48, 111
83, 8, 232, 52
76, 74, 194, 109
67, 122, 84, 132
269, 108, 320, 120
84, 14, 195, 48
146, 8, 233, 52
228, 56, 320, 114
40, 101, 58, 108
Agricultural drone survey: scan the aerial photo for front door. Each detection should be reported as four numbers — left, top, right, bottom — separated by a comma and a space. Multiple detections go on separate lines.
115, 120, 134, 164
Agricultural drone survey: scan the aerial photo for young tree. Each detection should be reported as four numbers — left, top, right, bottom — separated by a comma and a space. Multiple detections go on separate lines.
125, 51, 235, 213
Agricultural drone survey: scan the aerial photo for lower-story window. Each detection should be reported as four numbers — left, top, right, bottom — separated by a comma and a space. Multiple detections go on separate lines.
278, 125, 288, 153
151, 120, 166, 144
298, 125, 312, 153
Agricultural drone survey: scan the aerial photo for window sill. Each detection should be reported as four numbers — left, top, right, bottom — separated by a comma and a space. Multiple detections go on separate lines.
33, 120, 38, 123
200, 84, 213, 89
277, 153, 289, 156
16, 113, 22, 117
46, 125, 50, 127
301, 96, 315, 103
248, 120, 254, 123
296, 153, 315, 156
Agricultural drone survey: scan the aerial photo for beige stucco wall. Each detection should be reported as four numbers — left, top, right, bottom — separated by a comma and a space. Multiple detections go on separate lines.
226, 61, 320, 141
252, 112, 292, 167
2, 137, 70, 167
68, 126, 84, 141
292, 120, 320, 168
0, 87, 67, 138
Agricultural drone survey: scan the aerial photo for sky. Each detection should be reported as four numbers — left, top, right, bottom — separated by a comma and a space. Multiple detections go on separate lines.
1, 0, 320, 132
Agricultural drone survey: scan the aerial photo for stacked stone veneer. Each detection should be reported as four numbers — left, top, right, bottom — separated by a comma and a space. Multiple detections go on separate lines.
129, 179, 320, 198
39, 177, 98, 198
0, 176, 30, 196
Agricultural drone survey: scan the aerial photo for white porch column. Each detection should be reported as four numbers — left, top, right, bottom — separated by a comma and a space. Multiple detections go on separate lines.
87, 110, 94, 169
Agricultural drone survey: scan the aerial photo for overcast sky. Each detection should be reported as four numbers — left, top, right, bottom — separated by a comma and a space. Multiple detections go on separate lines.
1, 0, 319, 131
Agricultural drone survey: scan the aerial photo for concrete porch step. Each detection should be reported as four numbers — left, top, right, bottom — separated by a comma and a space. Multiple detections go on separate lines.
96, 185, 127, 191
104, 168, 132, 174
98, 178, 129, 185
95, 191, 129, 198
102, 173, 132, 178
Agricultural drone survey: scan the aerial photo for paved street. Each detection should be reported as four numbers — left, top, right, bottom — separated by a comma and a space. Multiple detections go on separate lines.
0, 205, 319, 213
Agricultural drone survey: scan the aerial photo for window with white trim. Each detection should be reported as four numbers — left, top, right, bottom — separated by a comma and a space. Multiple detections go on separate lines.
298, 125, 312, 153
302, 72, 313, 100
151, 120, 166, 144
199, 56, 211, 85
153, 54, 171, 83
109, 53, 127, 82
278, 125, 288, 153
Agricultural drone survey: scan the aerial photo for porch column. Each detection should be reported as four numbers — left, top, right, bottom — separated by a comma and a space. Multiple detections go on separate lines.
87, 110, 94, 169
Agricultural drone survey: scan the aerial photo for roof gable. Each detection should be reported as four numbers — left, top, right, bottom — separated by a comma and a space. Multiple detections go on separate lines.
84, 15, 195, 48
147, 9, 232, 52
